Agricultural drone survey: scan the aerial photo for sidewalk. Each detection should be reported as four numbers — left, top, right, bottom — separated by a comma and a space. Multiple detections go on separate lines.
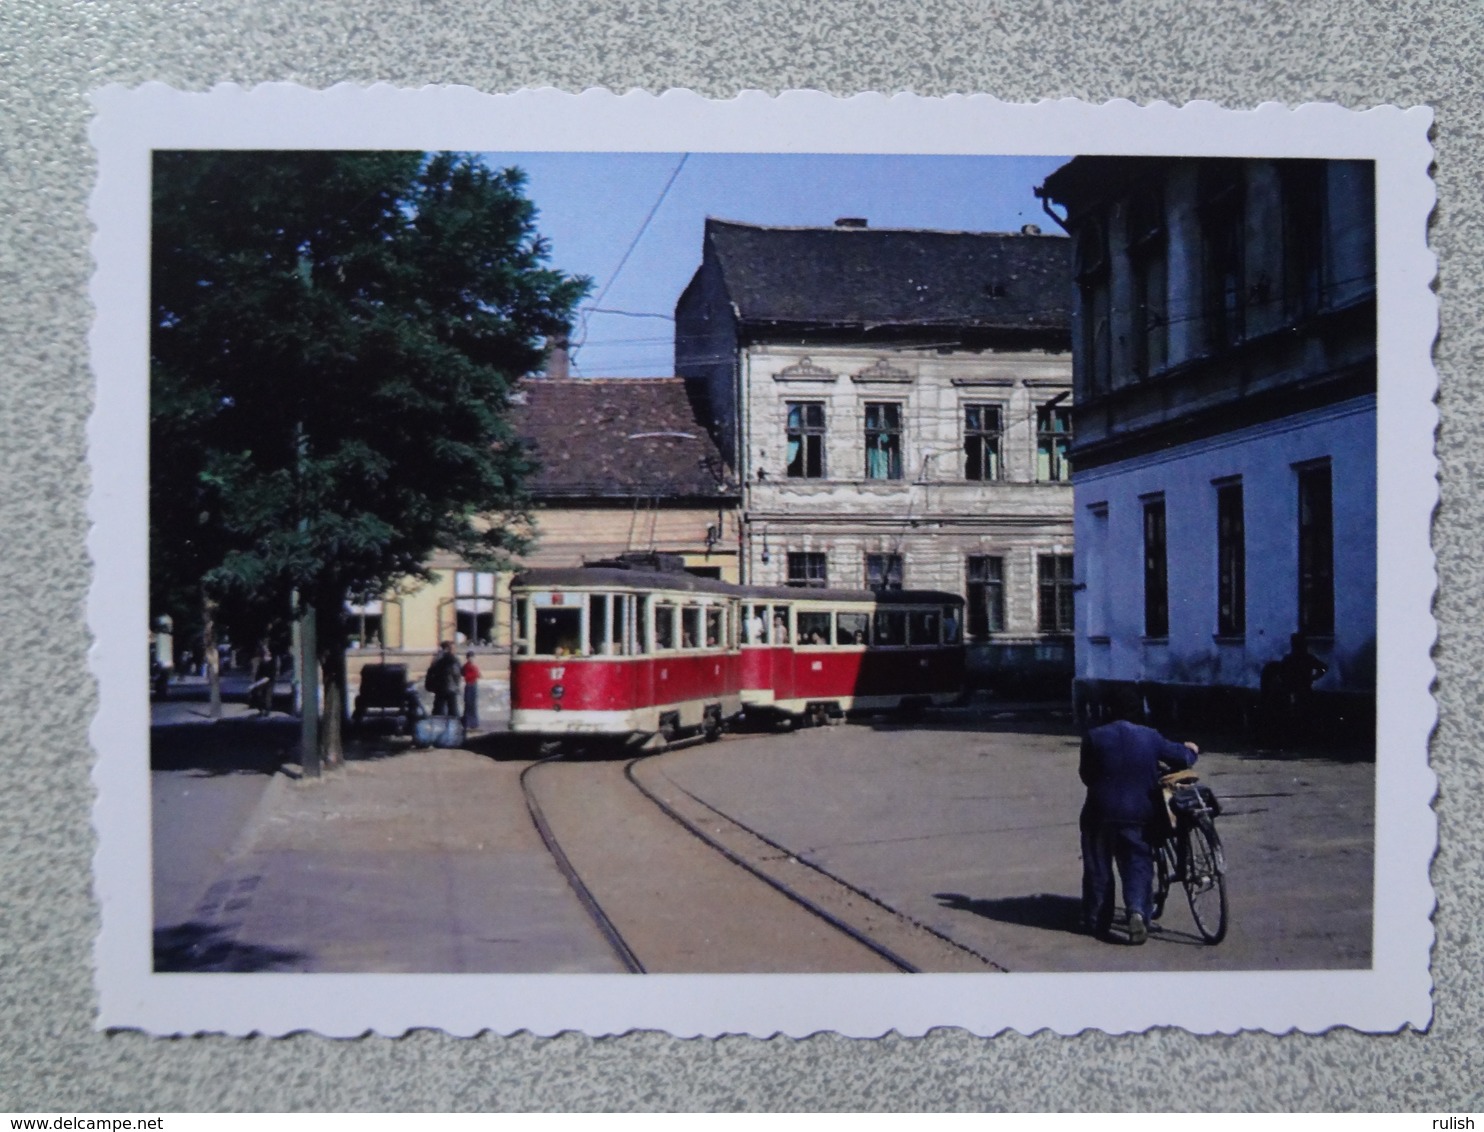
154, 744, 625, 973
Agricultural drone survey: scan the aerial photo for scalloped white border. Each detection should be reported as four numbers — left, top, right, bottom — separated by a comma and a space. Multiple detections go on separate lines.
88, 86, 1437, 1038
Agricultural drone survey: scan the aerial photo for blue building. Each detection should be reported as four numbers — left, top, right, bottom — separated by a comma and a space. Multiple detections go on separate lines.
1037, 157, 1376, 742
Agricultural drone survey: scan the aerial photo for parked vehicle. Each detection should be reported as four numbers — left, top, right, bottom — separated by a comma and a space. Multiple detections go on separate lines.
351, 663, 427, 735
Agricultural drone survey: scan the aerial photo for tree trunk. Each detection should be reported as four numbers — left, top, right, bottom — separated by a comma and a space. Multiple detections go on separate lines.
317, 599, 347, 771
202, 588, 222, 720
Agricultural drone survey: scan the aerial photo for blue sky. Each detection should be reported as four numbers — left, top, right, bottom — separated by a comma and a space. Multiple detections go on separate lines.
481, 152, 1071, 378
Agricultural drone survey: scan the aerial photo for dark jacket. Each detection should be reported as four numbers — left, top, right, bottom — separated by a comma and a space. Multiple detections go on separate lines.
426, 651, 462, 695
1079, 719, 1197, 827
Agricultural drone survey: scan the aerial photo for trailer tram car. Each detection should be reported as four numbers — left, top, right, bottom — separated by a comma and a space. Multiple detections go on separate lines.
738, 587, 967, 727
509, 566, 744, 748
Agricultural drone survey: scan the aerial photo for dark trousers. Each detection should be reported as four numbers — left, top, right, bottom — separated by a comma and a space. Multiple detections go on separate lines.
463, 684, 479, 730
432, 690, 459, 717
1081, 820, 1155, 933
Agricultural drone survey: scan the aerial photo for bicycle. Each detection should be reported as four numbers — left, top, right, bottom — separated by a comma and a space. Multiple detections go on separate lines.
1151, 769, 1228, 944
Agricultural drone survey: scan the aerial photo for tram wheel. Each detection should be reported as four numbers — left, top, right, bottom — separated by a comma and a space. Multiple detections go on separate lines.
702, 707, 723, 742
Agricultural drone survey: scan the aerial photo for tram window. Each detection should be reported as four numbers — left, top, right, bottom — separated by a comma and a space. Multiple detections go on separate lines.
514, 598, 530, 655
837, 611, 869, 645
909, 609, 940, 646
943, 606, 963, 643
874, 609, 906, 646
588, 594, 609, 655
745, 604, 768, 644
772, 605, 791, 643
535, 608, 582, 656
706, 606, 723, 648
634, 595, 650, 654
655, 604, 676, 651
612, 595, 629, 655
797, 611, 831, 645
682, 605, 703, 649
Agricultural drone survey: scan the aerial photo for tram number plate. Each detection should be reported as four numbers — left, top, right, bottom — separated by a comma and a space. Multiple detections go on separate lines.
548, 667, 565, 679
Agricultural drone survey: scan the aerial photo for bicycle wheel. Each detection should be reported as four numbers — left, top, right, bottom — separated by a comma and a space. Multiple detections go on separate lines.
1151, 839, 1173, 922
1183, 817, 1228, 943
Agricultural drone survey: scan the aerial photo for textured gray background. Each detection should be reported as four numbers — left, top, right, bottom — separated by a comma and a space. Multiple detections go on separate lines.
0, 0, 1475, 1112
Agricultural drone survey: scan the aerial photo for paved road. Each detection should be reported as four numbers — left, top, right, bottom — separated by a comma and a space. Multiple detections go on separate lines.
657, 712, 1373, 972
150, 702, 1373, 974
528, 757, 900, 972
150, 695, 299, 964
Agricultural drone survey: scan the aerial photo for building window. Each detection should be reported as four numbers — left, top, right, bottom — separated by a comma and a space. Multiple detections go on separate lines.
1200, 163, 1246, 351
1216, 481, 1246, 637
1297, 463, 1335, 636
966, 555, 1005, 639
963, 404, 1003, 480
1075, 221, 1111, 396
1143, 498, 1169, 638
1280, 160, 1326, 320
1037, 404, 1073, 482
786, 551, 828, 588
1038, 554, 1075, 634
345, 595, 384, 649
1128, 190, 1168, 379
454, 570, 496, 646
864, 402, 903, 480
786, 401, 826, 478
865, 553, 903, 591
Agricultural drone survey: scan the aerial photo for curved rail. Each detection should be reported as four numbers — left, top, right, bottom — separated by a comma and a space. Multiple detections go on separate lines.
635, 757, 1006, 972
518, 751, 646, 974
622, 752, 922, 974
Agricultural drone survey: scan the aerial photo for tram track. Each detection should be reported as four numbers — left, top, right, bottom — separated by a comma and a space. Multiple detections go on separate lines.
519, 737, 999, 974
518, 751, 646, 973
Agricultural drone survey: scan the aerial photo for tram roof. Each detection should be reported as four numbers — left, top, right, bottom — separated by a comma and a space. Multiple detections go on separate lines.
743, 585, 963, 606
512, 567, 961, 606
512, 566, 740, 596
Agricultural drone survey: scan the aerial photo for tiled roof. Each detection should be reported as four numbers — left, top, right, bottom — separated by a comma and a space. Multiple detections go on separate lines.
702, 219, 1072, 333
511, 378, 737, 500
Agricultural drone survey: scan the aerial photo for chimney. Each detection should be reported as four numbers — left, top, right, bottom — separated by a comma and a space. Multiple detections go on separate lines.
545, 333, 570, 380
834, 217, 868, 229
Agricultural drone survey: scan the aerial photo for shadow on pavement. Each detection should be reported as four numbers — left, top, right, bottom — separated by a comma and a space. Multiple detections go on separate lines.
150, 718, 300, 775
153, 921, 305, 972
935, 891, 1087, 937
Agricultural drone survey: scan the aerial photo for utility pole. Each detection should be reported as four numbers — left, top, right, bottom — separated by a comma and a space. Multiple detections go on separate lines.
298, 592, 320, 779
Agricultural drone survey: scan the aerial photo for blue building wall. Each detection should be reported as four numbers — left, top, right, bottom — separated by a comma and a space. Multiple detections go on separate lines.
1074, 397, 1376, 732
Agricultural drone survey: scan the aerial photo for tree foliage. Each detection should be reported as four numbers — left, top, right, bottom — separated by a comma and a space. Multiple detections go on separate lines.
150, 150, 589, 647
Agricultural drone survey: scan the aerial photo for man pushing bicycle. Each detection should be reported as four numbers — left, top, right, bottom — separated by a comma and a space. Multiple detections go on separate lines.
1079, 687, 1200, 945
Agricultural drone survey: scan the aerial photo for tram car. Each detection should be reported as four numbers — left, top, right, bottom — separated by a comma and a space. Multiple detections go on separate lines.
737, 586, 966, 727
509, 560, 967, 746
508, 564, 744, 746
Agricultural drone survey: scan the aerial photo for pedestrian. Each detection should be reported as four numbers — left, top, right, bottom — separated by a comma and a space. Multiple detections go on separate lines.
462, 650, 482, 732
1078, 686, 1198, 945
425, 640, 462, 717
248, 643, 275, 716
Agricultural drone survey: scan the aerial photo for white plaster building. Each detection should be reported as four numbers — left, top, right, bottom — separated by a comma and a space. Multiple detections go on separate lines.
676, 219, 1075, 691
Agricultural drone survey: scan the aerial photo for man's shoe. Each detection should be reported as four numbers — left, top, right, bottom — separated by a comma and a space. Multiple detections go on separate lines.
1127, 913, 1148, 945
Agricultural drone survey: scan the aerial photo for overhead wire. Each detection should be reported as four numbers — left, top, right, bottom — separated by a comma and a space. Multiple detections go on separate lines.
571, 153, 691, 372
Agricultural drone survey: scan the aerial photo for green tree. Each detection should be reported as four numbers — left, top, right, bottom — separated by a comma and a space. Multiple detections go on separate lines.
151, 150, 588, 771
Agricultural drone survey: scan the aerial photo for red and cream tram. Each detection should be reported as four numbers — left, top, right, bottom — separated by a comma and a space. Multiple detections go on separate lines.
738, 586, 966, 726
509, 565, 743, 746
509, 561, 967, 746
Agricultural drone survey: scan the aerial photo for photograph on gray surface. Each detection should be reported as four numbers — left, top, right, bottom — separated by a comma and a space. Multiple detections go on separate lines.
90, 87, 1435, 1037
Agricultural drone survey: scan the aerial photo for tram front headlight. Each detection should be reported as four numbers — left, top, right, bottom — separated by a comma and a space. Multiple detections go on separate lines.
551, 684, 564, 699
